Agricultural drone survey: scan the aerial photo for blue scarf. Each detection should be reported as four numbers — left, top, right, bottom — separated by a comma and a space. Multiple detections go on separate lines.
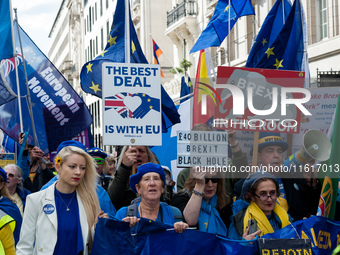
198, 195, 227, 235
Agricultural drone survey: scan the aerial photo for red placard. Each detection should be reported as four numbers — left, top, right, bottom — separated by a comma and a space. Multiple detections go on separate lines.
214, 67, 307, 133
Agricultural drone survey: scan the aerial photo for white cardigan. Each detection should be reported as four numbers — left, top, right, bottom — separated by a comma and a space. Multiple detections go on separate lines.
16, 183, 90, 255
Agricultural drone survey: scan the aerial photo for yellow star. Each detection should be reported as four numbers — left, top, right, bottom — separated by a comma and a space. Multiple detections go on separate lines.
100, 50, 108, 57
265, 47, 275, 58
262, 38, 268, 46
89, 82, 101, 94
147, 99, 151, 102
131, 41, 136, 54
108, 35, 117, 46
142, 94, 146, 97
204, 222, 208, 229
224, 5, 230, 12
273, 59, 284, 69
86, 62, 93, 73
149, 106, 153, 109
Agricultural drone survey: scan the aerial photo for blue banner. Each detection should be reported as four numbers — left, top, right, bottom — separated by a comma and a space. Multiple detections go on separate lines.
0, 23, 93, 154
263, 216, 340, 255
92, 218, 258, 255
0, 0, 13, 61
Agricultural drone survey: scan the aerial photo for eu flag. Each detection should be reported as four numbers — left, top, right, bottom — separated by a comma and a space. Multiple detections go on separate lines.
246, 0, 292, 68
0, 23, 93, 154
190, 0, 255, 54
246, 0, 307, 73
0, 0, 13, 61
80, 0, 180, 132
180, 76, 190, 103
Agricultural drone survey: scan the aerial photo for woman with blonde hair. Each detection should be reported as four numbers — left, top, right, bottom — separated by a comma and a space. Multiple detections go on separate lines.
17, 140, 103, 255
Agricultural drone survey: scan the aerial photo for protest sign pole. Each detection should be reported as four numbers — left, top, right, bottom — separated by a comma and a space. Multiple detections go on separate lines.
14, 9, 39, 147
251, 132, 259, 168
9, 2, 23, 133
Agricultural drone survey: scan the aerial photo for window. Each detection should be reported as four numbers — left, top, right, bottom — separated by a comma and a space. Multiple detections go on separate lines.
90, 40, 92, 60
100, 0, 103, 16
89, 7, 92, 31
84, 19, 86, 35
85, 49, 87, 62
106, 0, 109, 9
92, 6, 94, 25
101, 27, 104, 51
95, 3, 97, 21
97, 100, 101, 127
96, 36, 98, 55
107, 20, 110, 38
319, 0, 328, 39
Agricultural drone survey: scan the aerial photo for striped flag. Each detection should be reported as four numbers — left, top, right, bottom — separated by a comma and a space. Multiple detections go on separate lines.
104, 92, 133, 119
152, 39, 164, 78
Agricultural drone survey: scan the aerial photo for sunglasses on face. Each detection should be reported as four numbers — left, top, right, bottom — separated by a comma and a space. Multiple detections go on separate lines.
205, 178, 219, 184
93, 158, 105, 165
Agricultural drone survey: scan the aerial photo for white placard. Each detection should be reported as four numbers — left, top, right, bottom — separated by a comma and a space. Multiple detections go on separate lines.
177, 131, 229, 167
102, 62, 162, 146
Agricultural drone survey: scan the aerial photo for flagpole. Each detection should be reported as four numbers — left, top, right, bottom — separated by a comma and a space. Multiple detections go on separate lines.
228, 0, 231, 66
125, 0, 130, 63
9, 0, 23, 134
14, 9, 39, 147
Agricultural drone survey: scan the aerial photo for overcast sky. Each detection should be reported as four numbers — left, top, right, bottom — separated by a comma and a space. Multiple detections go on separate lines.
11, 0, 62, 55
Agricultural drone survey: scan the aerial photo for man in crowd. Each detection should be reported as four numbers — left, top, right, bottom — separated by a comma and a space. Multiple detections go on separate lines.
234, 132, 321, 220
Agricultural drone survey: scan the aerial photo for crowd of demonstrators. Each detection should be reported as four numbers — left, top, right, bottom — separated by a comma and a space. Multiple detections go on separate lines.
4, 164, 31, 216
107, 145, 158, 210
16, 141, 105, 255
0, 167, 22, 245
228, 172, 292, 240
0, 128, 334, 253
115, 163, 188, 234
172, 168, 231, 235
233, 132, 321, 221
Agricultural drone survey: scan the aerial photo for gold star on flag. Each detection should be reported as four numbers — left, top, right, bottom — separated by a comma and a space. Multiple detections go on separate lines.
265, 47, 275, 58
204, 222, 208, 229
108, 35, 117, 46
100, 50, 108, 57
147, 99, 151, 102
224, 5, 230, 12
86, 62, 93, 73
89, 82, 101, 94
131, 41, 136, 54
149, 106, 153, 109
262, 38, 268, 46
142, 94, 146, 97
273, 59, 284, 69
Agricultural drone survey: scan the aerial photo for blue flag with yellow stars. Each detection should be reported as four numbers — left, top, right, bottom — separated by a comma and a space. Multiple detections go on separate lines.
190, 0, 255, 54
80, 0, 180, 132
246, 0, 292, 68
246, 0, 307, 72
0, 23, 92, 154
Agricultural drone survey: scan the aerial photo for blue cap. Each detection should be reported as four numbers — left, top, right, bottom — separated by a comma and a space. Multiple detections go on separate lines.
57, 140, 87, 154
0, 167, 7, 183
87, 147, 108, 159
129, 163, 166, 193
258, 132, 288, 152
241, 172, 278, 200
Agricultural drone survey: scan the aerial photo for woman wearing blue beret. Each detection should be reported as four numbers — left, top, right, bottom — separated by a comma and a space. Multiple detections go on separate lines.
115, 162, 189, 233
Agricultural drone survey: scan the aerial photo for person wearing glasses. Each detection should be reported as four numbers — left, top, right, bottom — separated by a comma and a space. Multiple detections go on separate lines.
228, 172, 292, 240
4, 164, 31, 216
172, 167, 231, 235
87, 147, 109, 189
